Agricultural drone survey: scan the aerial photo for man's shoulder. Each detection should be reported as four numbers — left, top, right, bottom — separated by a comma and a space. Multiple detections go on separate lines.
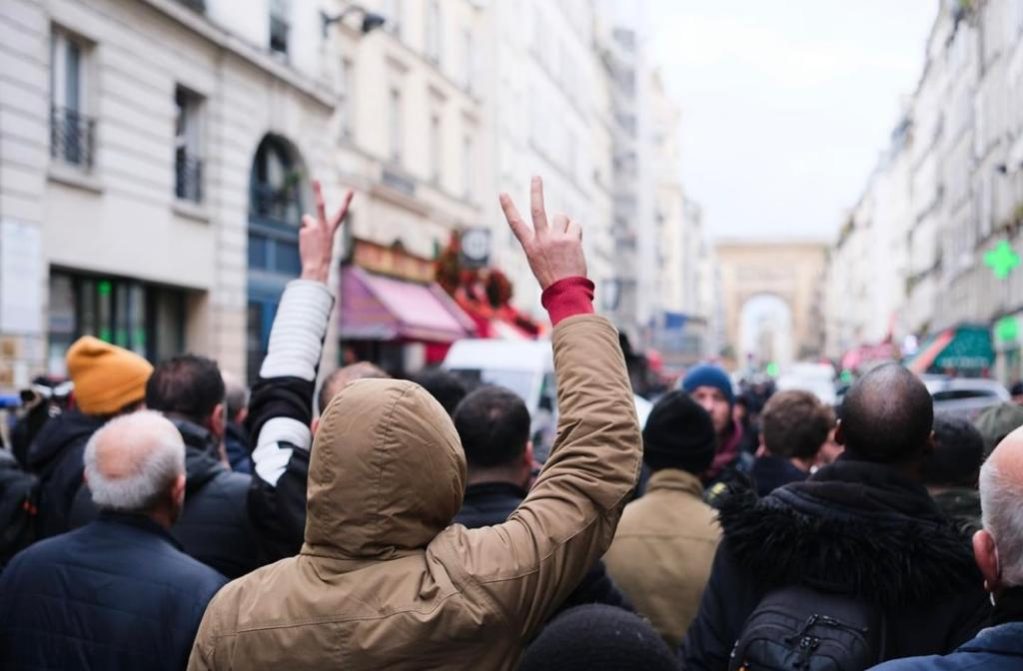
3, 528, 82, 570
619, 490, 718, 537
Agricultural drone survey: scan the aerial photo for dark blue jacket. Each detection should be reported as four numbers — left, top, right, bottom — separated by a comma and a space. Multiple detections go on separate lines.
0, 512, 226, 670
870, 587, 1023, 671
70, 419, 265, 579
224, 421, 252, 474
870, 623, 1023, 670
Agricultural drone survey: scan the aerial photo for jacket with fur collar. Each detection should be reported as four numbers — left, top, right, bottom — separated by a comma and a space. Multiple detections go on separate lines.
682, 460, 991, 671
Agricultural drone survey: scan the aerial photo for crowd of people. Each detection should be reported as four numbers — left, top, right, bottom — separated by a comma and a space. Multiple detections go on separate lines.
0, 178, 1022, 669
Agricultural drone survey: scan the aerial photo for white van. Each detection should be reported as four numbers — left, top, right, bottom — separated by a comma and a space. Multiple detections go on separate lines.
443, 339, 651, 461
443, 339, 557, 459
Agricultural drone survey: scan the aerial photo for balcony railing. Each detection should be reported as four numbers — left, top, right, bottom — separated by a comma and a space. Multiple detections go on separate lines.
50, 106, 95, 169
250, 182, 301, 227
175, 151, 203, 203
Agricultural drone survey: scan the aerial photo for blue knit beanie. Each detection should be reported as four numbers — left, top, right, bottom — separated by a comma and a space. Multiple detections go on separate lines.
681, 364, 735, 406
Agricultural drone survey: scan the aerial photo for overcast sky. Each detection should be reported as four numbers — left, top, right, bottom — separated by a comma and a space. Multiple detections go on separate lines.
646, 0, 938, 241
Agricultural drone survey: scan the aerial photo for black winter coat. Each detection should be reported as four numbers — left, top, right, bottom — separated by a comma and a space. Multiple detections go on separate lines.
681, 460, 991, 670
750, 454, 808, 497
0, 512, 226, 670
71, 419, 264, 578
454, 481, 633, 614
26, 410, 105, 539
224, 421, 252, 474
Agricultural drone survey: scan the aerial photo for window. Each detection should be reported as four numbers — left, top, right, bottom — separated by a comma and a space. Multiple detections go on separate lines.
50, 29, 93, 169
429, 113, 442, 184
389, 87, 403, 165
174, 87, 203, 203
425, 0, 441, 65
339, 58, 353, 140
462, 133, 474, 200
47, 271, 186, 372
269, 0, 290, 59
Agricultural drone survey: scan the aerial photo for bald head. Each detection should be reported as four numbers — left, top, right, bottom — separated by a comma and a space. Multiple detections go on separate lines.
318, 362, 390, 415
83, 410, 186, 513
979, 428, 1023, 586
839, 364, 933, 464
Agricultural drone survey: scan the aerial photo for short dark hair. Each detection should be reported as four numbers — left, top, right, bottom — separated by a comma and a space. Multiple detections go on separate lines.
453, 386, 530, 469
924, 414, 984, 487
318, 362, 389, 414
762, 390, 834, 460
146, 354, 225, 425
410, 369, 469, 417
839, 363, 933, 463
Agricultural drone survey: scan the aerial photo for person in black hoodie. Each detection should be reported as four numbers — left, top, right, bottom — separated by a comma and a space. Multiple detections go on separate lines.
452, 385, 631, 613
72, 355, 263, 578
27, 336, 152, 539
681, 363, 991, 669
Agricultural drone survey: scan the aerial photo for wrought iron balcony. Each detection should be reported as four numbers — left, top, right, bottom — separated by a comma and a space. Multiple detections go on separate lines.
175, 150, 203, 203
250, 182, 302, 228
50, 106, 95, 169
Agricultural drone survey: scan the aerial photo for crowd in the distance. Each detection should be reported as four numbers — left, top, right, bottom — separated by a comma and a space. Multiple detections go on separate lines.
0, 177, 1021, 670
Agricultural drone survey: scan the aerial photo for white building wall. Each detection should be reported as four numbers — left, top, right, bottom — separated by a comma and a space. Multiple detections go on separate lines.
0, 0, 341, 388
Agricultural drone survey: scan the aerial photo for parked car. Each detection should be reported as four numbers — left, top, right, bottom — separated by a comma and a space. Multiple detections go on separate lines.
923, 375, 1010, 420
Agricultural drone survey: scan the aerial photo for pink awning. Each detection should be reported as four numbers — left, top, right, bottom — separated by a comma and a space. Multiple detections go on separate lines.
340, 266, 476, 343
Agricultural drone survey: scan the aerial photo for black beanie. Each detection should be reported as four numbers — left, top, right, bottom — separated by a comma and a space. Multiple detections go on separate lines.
518, 604, 679, 671
642, 390, 717, 475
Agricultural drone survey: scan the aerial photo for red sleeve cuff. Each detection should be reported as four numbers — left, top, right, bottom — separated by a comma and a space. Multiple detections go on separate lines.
542, 277, 595, 327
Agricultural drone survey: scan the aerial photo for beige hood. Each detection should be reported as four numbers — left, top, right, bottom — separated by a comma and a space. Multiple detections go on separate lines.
303, 379, 466, 559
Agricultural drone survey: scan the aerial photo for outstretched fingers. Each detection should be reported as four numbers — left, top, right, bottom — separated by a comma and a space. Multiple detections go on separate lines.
313, 179, 328, 228
529, 176, 549, 235
500, 193, 532, 247
329, 189, 354, 235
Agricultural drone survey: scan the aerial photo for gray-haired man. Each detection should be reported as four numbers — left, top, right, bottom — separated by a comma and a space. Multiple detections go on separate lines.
0, 411, 226, 671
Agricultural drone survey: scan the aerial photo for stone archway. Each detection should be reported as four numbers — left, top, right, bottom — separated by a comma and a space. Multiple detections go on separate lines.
739, 293, 795, 369
715, 240, 828, 370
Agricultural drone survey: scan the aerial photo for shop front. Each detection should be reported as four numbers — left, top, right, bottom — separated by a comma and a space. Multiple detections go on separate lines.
905, 324, 996, 378
46, 269, 188, 376
339, 240, 477, 376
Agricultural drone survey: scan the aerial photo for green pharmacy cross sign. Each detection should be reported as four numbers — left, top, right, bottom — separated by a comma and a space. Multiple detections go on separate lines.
997, 316, 1020, 343
985, 241, 1021, 280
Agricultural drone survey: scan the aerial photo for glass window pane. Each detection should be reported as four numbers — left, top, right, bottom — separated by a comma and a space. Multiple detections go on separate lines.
65, 40, 80, 112
246, 301, 264, 383
80, 279, 97, 337
130, 283, 146, 356
248, 233, 268, 269
275, 240, 301, 275
97, 278, 112, 342
114, 281, 129, 346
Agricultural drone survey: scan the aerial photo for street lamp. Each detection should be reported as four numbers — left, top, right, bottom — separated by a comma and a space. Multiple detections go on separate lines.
320, 5, 386, 38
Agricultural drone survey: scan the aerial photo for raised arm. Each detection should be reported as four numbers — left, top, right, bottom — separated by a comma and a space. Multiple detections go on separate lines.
246, 181, 353, 559
435, 177, 643, 638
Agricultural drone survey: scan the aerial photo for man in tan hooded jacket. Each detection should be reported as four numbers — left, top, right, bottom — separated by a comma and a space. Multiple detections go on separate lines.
188, 177, 642, 670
